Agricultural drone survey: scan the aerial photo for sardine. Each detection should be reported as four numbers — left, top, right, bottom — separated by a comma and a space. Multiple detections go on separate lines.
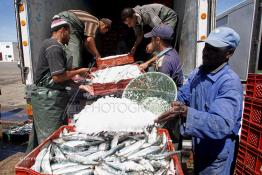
41, 144, 52, 174
52, 164, 92, 175
31, 147, 47, 172
117, 140, 145, 156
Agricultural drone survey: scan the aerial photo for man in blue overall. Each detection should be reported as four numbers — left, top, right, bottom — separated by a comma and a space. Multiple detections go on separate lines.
156, 27, 243, 174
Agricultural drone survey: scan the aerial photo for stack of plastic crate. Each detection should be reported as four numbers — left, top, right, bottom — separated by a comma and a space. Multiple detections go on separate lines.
235, 74, 262, 175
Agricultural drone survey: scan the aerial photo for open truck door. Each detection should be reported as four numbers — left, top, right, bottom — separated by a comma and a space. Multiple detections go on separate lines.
14, 0, 216, 115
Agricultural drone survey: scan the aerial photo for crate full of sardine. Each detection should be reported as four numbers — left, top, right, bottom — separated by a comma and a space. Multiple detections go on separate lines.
15, 125, 184, 175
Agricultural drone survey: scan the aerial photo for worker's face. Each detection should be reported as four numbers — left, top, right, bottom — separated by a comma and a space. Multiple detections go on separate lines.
151, 37, 161, 51
61, 27, 71, 44
123, 17, 136, 28
100, 22, 110, 34
202, 43, 233, 72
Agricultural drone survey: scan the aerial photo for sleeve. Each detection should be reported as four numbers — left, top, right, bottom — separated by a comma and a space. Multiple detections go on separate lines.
134, 25, 143, 37
45, 45, 66, 76
182, 79, 243, 140
143, 9, 162, 27
84, 21, 99, 37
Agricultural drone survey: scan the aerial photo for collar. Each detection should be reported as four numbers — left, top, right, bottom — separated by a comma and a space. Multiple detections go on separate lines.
156, 47, 172, 58
207, 63, 229, 82
135, 13, 142, 24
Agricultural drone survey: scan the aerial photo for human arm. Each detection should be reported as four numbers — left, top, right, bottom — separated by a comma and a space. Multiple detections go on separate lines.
52, 68, 90, 83
131, 31, 144, 55
86, 36, 101, 59
157, 78, 243, 140
45, 44, 90, 83
139, 55, 157, 70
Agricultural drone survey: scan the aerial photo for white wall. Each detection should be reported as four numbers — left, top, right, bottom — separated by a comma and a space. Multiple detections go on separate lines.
0, 42, 19, 62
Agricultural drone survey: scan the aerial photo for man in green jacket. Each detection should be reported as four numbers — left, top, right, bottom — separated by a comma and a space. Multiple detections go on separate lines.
121, 3, 177, 55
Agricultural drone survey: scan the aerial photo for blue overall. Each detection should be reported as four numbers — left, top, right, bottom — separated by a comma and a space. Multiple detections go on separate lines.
178, 64, 243, 174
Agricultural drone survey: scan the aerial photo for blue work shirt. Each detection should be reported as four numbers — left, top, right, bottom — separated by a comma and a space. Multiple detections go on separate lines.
178, 64, 243, 174
156, 48, 183, 88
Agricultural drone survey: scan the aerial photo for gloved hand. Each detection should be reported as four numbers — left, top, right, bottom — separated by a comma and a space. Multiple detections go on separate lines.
155, 101, 188, 123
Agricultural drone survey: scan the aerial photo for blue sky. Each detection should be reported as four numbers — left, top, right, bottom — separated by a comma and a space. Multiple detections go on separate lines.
0, 0, 244, 42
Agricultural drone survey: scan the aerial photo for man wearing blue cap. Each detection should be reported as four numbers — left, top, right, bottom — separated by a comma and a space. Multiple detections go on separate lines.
143, 24, 183, 87
156, 27, 243, 174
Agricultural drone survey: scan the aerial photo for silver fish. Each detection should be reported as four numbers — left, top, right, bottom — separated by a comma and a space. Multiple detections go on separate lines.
127, 146, 162, 160
31, 147, 47, 172
41, 144, 52, 174
117, 140, 145, 156
51, 161, 78, 171
146, 150, 181, 160
52, 164, 92, 175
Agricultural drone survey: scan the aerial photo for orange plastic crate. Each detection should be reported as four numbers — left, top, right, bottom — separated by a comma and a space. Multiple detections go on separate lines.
241, 119, 262, 152
243, 96, 262, 126
246, 74, 262, 98
96, 54, 134, 69
236, 140, 262, 174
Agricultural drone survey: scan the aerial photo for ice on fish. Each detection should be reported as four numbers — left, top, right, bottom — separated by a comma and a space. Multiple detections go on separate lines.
75, 96, 157, 133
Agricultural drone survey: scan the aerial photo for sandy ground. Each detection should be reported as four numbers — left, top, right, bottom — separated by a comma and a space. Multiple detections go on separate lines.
0, 62, 26, 111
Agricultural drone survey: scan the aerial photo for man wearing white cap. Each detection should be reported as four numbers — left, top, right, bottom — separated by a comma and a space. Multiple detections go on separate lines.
156, 27, 243, 174
27, 17, 91, 152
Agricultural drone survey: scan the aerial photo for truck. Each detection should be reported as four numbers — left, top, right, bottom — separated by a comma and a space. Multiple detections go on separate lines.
14, 0, 216, 116
216, 0, 262, 80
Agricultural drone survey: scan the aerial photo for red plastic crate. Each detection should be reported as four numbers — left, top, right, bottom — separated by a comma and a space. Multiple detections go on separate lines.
16, 126, 184, 175
83, 64, 142, 96
15, 126, 75, 175
243, 96, 262, 126
246, 74, 262, 98
235, 160, 259, 175
241, 119, 262, 152
236, 141, 262, 174
96, 54, 134, 69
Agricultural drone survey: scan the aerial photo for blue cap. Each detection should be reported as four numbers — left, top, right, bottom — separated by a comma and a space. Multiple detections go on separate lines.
205, 27, 240, 48
144, 25, 173, 40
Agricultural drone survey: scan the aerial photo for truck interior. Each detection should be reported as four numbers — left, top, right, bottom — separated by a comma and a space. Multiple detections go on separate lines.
21, 0, 201, 77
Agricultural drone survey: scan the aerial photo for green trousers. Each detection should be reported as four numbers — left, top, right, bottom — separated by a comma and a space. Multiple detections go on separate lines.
26, 87, 69, 153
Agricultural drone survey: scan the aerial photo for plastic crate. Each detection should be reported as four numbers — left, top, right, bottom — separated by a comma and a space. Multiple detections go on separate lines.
246, 74, 262, 98
240, 119, 262, 152
236, 140, 262, 174
15, 126, 75, 175
158, 129, 184, 175
96, 54, 134, 69
243, 97, 262, 126
16, 126, 184, 175
84, 65, 142, 96
234, 160, 258, 175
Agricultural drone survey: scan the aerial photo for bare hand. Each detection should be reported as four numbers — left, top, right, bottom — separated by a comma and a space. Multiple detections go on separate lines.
155, 101, 188, 123
96, 53, 101, 60
146, 43, 154, 54
130, 47, 136, 55
139, 62, 149, 70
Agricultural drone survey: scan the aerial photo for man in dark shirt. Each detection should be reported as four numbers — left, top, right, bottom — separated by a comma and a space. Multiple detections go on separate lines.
27, 17, 90, 152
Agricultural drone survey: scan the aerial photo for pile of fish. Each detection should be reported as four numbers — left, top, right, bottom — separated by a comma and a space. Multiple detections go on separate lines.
8, 123, 32, 135
31, 127, 180, 175
91, 64, 141, 84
